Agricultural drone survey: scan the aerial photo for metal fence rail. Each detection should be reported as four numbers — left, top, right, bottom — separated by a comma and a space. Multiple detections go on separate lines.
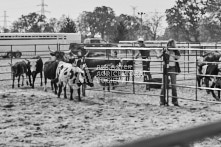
2, 43, 221, 147
112, 119, 221, 147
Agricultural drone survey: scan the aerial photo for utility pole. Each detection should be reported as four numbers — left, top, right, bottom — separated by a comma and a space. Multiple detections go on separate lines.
3, 11, 8, 29
37, 0, 50, 32
131, 6, 137, 17
138, 12, 145, 36
37, 0, 50, 16
0, 11, 10, 32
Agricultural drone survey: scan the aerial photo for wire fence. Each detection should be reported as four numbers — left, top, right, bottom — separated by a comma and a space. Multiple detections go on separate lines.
2, 43, 221, 147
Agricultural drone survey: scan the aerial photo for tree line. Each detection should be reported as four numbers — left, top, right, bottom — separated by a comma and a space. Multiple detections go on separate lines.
4, 0, 221, 43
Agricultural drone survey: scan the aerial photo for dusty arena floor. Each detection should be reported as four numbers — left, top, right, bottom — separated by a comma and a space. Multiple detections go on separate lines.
1, 56, 221, 147
1, 80, 221, 147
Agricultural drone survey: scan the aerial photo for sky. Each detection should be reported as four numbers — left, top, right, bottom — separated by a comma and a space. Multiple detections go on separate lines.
0, 0, 176, 28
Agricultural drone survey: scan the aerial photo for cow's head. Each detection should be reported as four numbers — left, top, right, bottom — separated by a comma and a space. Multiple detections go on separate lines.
69, 67, 85, 88
25, 57, 42, 75
48, 46, 72, 62
196, 56, 204, 66
48, 46, 88, 63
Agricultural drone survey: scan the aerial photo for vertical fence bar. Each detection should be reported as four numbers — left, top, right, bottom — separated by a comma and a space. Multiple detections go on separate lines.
107, 49, 110, 92
34, 44, 37, 56
195, 49, 198, 101
162, 48, 168, 106
132, 49, 135, 94
10, 45, 13, 64
184, 48, 186, 80
188, 43, 190, 73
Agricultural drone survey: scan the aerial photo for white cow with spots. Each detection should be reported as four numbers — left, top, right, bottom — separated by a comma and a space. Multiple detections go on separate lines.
56, 61, 84, 101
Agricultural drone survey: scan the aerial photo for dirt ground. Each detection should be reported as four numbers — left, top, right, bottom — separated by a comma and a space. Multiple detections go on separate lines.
1, 78, 221, 147
1, 55, 221, 147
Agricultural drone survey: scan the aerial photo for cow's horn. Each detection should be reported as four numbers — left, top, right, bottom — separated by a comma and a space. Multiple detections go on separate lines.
84, 50, 89, 57
64, 50, 71, 54
48, 46, 55, 52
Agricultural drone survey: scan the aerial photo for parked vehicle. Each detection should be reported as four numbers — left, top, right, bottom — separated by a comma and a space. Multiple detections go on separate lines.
1, 50, 22, 58
0, 33, 81, 58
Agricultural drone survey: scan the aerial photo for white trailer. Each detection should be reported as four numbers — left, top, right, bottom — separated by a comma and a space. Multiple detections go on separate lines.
0, 33, 81, 58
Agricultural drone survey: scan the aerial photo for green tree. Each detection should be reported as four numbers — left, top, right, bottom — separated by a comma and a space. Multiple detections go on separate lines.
199, 0, 221, 42
93, 6, 116, 40
11, 12, 46, 32
117, 14, 140, 40
144, 12, 164, 40
77, 11, 97, 37
166, 0, 207, 42
77, 6, 116, 40
59, 16, 77, 33
112, 21, 128, 43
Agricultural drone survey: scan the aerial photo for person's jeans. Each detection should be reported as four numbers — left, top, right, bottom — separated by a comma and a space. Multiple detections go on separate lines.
142, 60, 151, 81
160, 66, 178, 104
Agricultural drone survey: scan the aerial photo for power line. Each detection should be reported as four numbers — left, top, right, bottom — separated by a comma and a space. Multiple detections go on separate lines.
37, 0, 50, 16
0, 11, 10, 29
131, 6, 137, 17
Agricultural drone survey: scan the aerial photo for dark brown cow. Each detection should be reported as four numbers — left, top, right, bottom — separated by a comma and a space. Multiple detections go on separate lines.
44, 60, 59, 93
11, 61, 32, 88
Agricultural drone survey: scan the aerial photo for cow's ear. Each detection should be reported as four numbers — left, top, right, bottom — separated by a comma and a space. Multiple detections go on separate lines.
50, 52, 55, 56
24, 59, 30, 64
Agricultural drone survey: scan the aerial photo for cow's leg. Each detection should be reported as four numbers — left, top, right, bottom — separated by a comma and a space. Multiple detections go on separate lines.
63, 86, 67, 99
28, 73, 32, 87
54, 82, 57, 94
70, 86, 73, 100
205, 78, 210, 94
18, 75, 20, 87
50, 81, 53, 90
58, 83, 63, 98
25, 74, 28, 86
210, 82, 219, 100
32, 74, 36, 88
40, 72, 43, 86
21, 74, 24, 86
197, 76, 201, 88
12, 75, 15, 88
77, 88, 81, 101
44, 77, 47, 92
127, 72, 130, 82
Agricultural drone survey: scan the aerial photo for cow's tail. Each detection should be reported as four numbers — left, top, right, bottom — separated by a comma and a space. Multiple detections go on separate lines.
53, 78, 59, 83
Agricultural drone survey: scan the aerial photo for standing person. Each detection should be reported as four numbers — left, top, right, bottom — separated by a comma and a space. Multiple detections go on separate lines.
156, 39, 181, 106
135, 38, 152, 89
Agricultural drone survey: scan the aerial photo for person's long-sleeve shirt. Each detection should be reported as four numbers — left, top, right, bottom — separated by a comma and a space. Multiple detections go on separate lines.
157, 49, 180, 67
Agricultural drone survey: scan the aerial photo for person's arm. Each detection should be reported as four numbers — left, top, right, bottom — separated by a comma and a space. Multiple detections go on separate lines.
156, 49, 163, 58
134, 51, 140, 59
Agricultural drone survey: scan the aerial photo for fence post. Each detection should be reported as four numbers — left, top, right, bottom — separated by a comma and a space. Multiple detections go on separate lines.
195, 50, 198, 101
188, 43, 190, 73
162, 48, 168, 105
34, 44, 37, 56
10, 45, 13, 64
107, 49, 110, 92
184, 47, 186, 80
132, 49, 135, 94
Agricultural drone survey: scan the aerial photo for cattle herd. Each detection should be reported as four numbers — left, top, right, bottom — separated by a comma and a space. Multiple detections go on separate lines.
10, 48, 221, 102
10, 48, 135, 101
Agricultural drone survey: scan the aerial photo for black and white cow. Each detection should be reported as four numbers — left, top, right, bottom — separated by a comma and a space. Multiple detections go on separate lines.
11, 60, 32, 88
26, 56, 43, 88
56, 61, 85, 101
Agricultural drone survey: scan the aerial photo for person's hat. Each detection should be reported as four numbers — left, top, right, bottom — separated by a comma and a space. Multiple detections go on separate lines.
137, 37, 144, 42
